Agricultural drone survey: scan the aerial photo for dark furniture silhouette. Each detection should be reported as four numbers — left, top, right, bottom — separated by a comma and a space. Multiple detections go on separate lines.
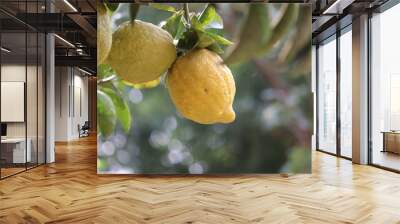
78, 121, 90, 138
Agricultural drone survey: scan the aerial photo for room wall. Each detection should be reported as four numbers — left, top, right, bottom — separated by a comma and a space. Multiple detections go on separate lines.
1, 64, 41, 138
1, 63, 45, 163
54, 66, 89, 141
72, 72, 89, 136
1, 65, 25, 138
54, 66, 69, 141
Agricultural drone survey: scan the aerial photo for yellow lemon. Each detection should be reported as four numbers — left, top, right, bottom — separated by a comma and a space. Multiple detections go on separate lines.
167, 49, 236, 124
107, 20, 176, 84
97, 3, 112, 65
123, 77, 161, 89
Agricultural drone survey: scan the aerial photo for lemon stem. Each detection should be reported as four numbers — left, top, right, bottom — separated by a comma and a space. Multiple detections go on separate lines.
183, 3, 191, 27
130, 4, 139, 22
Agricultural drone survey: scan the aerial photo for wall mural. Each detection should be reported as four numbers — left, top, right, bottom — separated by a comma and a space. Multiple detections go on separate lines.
97, 3, 312, 174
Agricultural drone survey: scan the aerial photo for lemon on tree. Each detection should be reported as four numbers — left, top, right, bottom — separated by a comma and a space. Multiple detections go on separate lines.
163, 4, 236, 124
123, 77, 161, 89
168, 49, 235, 124
98, 3, 236, 139
107, 20, 177, 84
97, 3, 112, 65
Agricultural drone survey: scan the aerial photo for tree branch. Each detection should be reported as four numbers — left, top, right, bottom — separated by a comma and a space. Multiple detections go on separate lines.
183, 3, 191, 27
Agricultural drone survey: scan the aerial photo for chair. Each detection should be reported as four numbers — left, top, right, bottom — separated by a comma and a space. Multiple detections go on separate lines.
78, 121, 90, 138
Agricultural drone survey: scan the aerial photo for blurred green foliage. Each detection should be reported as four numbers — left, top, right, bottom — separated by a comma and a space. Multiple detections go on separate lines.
97, 89, 116, 137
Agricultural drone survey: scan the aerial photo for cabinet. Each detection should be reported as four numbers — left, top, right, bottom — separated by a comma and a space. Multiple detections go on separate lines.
0, 138, 32, 164
382, 132, 400, 154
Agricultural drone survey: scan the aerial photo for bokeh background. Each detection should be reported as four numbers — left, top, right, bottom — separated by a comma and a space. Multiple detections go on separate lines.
98, 3, 312, 174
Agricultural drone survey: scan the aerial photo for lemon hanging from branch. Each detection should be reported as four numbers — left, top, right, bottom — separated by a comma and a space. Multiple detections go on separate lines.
97, 3, 112, 65
107, 20, 177, 84
165, 4, 236, 124
168, 49, 235, 124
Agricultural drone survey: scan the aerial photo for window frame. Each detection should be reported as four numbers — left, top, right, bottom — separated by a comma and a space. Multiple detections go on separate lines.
315, 24, 353, 160
367, 0, 400, 173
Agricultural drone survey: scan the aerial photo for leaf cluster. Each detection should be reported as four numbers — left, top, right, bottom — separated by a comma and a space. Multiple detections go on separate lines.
156, 4, 233, 55
103, 2, 119, 15
97, 64, 132, 138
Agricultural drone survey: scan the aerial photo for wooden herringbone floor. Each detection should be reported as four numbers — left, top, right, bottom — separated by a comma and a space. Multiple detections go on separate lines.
1, 136, 400, 224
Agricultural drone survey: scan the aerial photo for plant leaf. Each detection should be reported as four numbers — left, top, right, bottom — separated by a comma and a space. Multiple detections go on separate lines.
207, 43, 224, 54
205, 28, 224, 36
199, 4, 223, 29
98, 64, 115, 79
194, 29, 232, 51
101, 86, 132, 134
196, 30, 216, 48
225, 4, 271, 64
163, 11, 185, 39
177, 29, 198, 52
104, 2, 119, 14
206, 31, 233, 46
97, 90, 117, 137
175, 5, 230, 55
149, 3, 176, 12
190, 15, 202, 29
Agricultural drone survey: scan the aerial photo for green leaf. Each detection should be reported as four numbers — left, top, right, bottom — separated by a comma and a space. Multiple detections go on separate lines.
207, 43, 224, 54
199, 4, 223, 29
196, 30, 216, 48
191, 15, 202, 29
177, 29, 198, 52
225, 4, 271, 64
101, 86, 132, 134
97, 90, 116, 138
163, 11, 185, 39
205, 28, 224, 36
206, 31, 233, 46
104, 3, 119, 14
175, 5, 230, 55
149, 3, 176, 12
195, 29, 232, 51
97, 64, 115, 79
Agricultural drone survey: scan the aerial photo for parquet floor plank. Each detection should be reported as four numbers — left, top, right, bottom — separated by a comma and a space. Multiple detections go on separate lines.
0, 135, 399, 223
